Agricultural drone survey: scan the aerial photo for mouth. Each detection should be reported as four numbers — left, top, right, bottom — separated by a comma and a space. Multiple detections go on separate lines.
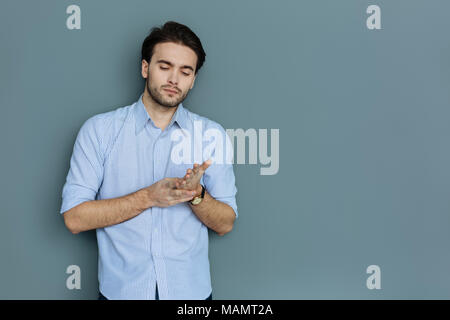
163, 88, 178, 94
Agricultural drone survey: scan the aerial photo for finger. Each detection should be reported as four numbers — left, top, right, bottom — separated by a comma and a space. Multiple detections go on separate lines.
171, 189, 196, 198
176, 178, 186, 189
201, 159, 212, 171
177, 177, 185, 187
165, 177, 178, 188
176, 179, 188, 188
172, 196, 197, 206
194, 166, 200, 173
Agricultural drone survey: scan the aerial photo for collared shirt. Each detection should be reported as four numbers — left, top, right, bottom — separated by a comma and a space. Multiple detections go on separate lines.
60, 93, 238, 300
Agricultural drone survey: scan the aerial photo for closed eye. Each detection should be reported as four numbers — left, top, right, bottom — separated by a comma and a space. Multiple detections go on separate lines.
160, 66, 190, 76
159, 67, 190, 76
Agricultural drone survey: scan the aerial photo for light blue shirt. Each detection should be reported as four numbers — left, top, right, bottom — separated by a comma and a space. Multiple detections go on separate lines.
60, 93, 238, 300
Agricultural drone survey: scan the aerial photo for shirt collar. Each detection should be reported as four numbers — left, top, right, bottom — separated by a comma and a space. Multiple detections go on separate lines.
134, 93, 187, 135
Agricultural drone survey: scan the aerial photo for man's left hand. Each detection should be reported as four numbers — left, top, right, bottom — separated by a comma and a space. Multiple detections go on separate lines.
175, 159, 212, 197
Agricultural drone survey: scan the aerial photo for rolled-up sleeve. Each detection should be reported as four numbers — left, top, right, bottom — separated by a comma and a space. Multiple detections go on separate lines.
202, 124, 239, 219
60, 116, 105, 214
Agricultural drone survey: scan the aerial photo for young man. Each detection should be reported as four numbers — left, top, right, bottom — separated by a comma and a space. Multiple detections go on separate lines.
59, 21, 238, 300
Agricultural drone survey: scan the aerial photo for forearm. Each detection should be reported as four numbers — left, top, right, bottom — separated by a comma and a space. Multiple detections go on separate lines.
63, 189, 150, 234
188, 189, 236, 236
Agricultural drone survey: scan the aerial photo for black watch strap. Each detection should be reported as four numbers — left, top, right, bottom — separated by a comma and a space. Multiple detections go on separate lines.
199, 184, 206, 198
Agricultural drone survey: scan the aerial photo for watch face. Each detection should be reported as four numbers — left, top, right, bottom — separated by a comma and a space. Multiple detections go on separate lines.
191, 197, 202, 205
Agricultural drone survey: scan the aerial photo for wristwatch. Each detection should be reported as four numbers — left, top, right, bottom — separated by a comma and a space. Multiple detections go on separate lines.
190, 184, 205, 205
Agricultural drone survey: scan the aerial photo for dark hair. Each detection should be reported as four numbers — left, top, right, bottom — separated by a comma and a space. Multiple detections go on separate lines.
141, 21, 206, 75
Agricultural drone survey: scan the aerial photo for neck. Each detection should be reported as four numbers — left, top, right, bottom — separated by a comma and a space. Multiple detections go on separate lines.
142, 90, 178, 131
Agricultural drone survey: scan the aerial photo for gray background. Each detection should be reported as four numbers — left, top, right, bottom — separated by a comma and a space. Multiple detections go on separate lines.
1, 0, 450, 299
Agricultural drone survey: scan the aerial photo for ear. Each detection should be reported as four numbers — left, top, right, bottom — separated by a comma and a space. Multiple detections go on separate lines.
141, 59, 149, 79
190, 74, 196, 90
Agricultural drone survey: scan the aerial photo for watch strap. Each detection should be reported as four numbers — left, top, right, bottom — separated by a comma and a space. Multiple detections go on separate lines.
190, 184, 205, 205
199, 184, 205, 198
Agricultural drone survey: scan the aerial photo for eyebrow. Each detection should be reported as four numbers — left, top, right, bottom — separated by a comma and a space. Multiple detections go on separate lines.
156, 59, 194, 72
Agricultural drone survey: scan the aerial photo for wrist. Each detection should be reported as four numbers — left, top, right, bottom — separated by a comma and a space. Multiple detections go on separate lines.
189, 184, 205, 206
135, 188, 153, 211
193, 184, 203, 198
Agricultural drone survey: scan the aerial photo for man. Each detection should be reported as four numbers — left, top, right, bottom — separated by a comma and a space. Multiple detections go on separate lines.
59, 21, 238, 300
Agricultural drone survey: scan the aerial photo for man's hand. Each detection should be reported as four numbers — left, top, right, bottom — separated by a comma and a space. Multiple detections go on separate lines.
143, 177, 198, 208
175, 159, 212, 196
174, 159, 235, 236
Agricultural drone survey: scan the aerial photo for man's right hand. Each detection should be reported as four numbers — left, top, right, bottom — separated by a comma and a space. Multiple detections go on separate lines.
143, 177, 197, 208
63, 177, 197, 234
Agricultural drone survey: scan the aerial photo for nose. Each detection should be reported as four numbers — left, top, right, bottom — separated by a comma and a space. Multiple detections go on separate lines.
167, 69, 179, 86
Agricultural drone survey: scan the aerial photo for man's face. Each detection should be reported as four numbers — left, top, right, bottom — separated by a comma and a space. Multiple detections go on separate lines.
142, 42, 197, 108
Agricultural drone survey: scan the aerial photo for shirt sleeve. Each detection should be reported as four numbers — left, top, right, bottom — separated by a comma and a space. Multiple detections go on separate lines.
202, 124, 239, 219
59, 115, 105, 214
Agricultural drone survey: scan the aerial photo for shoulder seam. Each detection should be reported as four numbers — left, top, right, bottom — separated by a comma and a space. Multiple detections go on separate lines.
102, 106, 133, 166
96, 114, 113, 165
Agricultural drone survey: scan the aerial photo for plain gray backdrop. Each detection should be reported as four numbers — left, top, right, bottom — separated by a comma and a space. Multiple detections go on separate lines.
1, 0, 450, 299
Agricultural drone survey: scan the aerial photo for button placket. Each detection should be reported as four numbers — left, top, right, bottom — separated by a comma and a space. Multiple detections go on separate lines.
152, 132, 163, 258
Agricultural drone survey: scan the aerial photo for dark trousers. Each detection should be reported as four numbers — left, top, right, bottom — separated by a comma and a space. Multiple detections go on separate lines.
98, 283, 212, 300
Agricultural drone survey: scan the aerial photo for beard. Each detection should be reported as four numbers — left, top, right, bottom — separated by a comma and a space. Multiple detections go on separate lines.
146, 78, 189, 108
